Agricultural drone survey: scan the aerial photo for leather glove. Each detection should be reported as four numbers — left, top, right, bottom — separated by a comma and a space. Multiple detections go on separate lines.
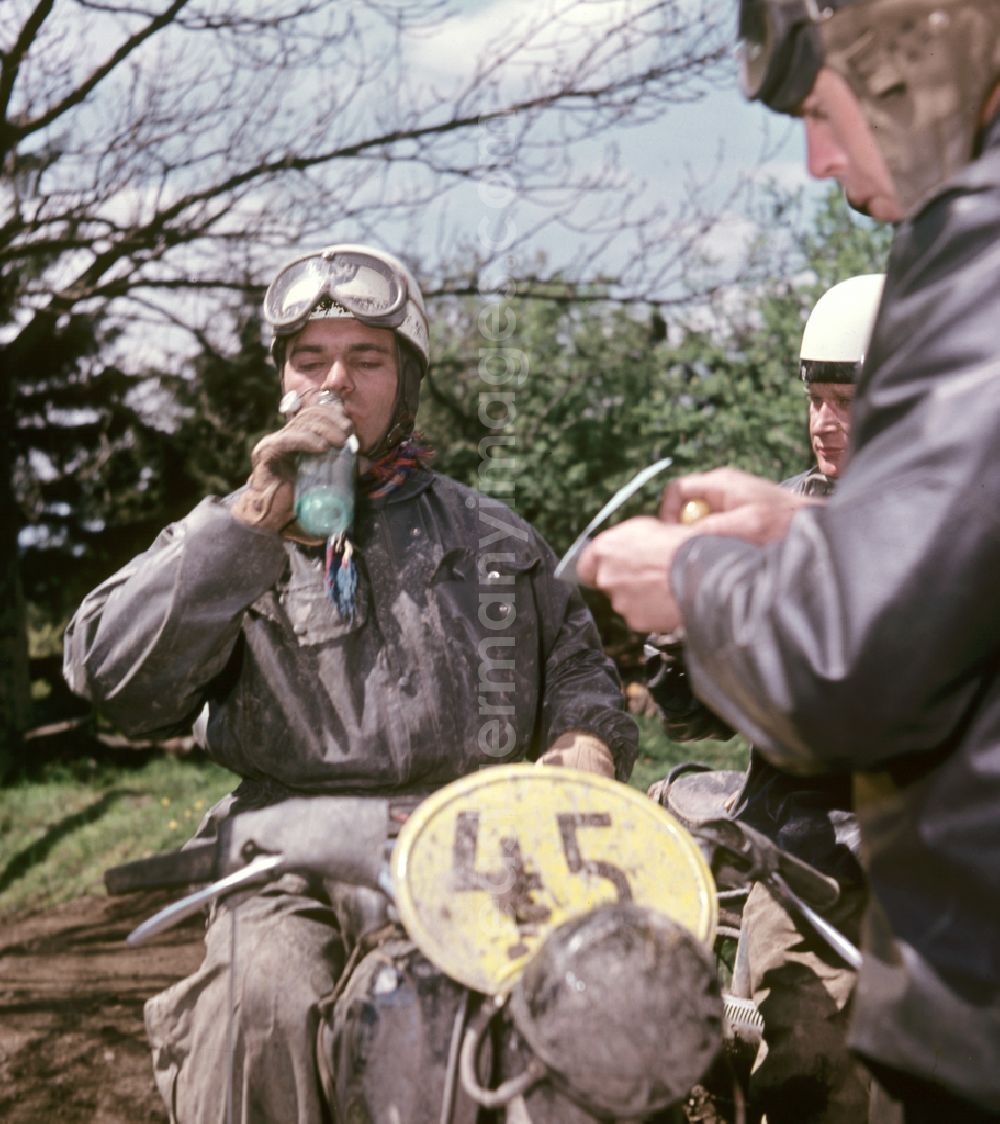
537, 731, 615, 779
646, 777, 669, 806
231, 398, 353, 537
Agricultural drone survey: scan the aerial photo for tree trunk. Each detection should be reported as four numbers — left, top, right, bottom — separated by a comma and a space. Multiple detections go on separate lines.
0, 378, 30, 779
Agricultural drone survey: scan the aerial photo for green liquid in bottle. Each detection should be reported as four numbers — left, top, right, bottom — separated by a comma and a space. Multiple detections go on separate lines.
296, 487, 350, 538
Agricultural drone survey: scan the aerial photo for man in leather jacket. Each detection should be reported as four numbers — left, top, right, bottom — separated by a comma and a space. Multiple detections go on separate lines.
63, 243, 636, 1123
649, 275, 883, 1124
579, 2, 1000, 1119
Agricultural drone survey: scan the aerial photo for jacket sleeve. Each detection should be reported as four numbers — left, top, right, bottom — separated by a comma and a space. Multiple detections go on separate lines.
671, 174, 1000, 775
646, 640, 736, 743
528, 534, 639, 781
63, 498, 288, 737
646, 476, 811, 744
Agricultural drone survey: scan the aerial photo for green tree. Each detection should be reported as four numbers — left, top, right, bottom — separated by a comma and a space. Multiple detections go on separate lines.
802, 189, 895, 290
421, 192, 891, 661
3, 0, 733, 771
11, 298, 280, 762
167, 301, 279, 503
18, 300, 279, 624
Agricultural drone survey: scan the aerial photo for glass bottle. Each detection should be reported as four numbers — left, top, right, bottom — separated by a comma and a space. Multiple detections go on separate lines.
293, 391, 359, 538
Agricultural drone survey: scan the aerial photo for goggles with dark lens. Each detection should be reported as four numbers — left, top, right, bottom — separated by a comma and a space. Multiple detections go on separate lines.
263, 248, 409, 336
738, 0, 831, 113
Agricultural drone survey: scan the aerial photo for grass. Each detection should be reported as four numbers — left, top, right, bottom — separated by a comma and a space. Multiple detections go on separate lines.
0, 753, 237, 919
0, 715, 748, 920
628, 714, 748, 794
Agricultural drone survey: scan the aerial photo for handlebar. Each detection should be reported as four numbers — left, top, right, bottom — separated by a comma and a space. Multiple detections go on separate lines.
105, 795, 415, 945
105, 791, 858, 967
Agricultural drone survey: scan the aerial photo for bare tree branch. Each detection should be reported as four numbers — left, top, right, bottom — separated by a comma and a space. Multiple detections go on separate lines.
1, 0, 743, 358
0, 0, 55, 129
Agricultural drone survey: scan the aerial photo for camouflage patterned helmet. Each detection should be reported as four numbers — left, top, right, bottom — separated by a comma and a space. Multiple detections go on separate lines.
738, 0, 1000, 215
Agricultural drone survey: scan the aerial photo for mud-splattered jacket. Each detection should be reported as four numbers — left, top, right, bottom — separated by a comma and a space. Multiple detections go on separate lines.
64, 469, 636, 794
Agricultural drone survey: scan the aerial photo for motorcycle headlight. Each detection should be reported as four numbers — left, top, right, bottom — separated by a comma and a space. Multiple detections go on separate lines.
508, 903, 724, 1118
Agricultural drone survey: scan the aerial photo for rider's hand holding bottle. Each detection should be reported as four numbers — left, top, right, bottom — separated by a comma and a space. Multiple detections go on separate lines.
232, 390, 356, 541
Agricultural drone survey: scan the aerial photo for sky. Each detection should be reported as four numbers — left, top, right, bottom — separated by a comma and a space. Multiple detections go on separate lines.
9, 0, 829, 356
389, 0, 820, 299
591, 86, 811, 266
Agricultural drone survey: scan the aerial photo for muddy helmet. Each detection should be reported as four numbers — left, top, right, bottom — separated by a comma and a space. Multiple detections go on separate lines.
264, 243, 429, 454
738, 0, 1000, 216
508, 903, 723, 1118
800, 273, 884, 385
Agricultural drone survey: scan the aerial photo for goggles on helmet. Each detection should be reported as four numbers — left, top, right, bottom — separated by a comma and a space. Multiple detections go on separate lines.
263, 247, 409, 337
738, 0, 833, 113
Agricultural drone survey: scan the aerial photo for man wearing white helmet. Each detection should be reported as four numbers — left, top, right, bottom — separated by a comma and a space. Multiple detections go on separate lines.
727, 274, 884, 1124
792, 273, 884, 495
580, 1, 1000, 1118
648, 275, 883, 1123
63, 243, 636, 1122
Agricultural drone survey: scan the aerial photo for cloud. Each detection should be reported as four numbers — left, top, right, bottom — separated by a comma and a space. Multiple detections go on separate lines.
406, 0, 665, 82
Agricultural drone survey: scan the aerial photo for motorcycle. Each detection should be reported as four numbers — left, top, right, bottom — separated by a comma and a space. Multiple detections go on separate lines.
105, 764, 857, 1123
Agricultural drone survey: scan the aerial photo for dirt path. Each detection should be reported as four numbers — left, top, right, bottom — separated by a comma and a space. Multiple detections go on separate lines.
0, 891, 203, 1123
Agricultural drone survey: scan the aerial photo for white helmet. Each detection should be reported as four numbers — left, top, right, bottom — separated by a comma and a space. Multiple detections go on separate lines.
800, 273, 885, 384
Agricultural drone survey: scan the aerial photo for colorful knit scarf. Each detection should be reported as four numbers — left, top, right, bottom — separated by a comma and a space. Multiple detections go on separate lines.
324, 437, 434, 620
360, 437, 435, 499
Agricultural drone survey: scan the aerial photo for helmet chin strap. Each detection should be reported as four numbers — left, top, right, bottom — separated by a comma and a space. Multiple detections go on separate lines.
361, 417, 410, 461
361, 338, 422, 459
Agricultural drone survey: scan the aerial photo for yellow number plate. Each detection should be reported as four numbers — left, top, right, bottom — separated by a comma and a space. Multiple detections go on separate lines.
391, 764, 717, 994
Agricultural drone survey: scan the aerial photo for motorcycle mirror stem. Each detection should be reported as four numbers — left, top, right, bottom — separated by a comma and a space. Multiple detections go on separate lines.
125, 855, 398, 947
126, 855, 286, 946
